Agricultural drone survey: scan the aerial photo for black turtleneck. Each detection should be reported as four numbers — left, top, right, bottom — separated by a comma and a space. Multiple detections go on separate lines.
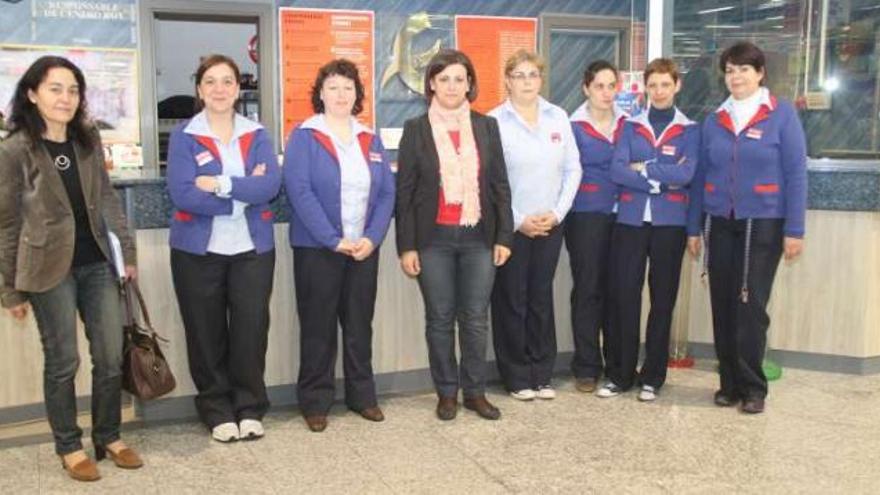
648, 106, 675, 137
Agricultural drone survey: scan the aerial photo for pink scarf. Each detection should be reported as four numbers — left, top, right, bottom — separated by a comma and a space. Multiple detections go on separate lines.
428, 99, 481, 226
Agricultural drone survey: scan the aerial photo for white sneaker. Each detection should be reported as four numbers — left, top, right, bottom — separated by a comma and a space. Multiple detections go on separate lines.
510, 389, 537, 401
596, 382, 622, 398
535, 386, 556, 400
212, 422, 240, 443
239, 419, 265, 440
638, 385, 657, 402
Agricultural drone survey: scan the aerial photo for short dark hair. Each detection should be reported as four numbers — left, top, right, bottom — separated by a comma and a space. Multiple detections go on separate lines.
645, 58, 680, 83
423, 49, 479, 103
194, 54, 241, 112
310, 58, 365, 115
583, 60, 619, 88
7, 55, 95, 150
719, 41, 766, 82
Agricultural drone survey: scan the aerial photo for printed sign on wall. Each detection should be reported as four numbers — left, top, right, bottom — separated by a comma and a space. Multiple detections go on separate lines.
279, 7, 375, 143
454, 16, 537, 114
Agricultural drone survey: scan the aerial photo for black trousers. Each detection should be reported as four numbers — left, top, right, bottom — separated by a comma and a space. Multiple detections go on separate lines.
565, 211, 615, 379
491, 226, 564, 391
171, 248, 274, 429
608, 223, 686, 390
707, 216, 784, 400
294, 247, 380, 416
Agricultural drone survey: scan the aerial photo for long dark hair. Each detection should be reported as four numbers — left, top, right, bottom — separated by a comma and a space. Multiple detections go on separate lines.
8, 55, 95, 149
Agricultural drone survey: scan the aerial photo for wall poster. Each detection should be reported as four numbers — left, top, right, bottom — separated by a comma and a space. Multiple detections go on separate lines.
279, 7, 375, 143
454, 16, 537, 114
0, 44, 140, 144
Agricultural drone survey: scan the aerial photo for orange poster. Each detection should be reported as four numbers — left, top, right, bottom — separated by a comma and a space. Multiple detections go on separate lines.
455, 16, 537, 114
279, 8, 374, 144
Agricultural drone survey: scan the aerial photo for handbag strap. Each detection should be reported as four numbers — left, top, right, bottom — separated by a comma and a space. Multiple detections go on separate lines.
122, 279, 137, 327
124, 279, 169, 343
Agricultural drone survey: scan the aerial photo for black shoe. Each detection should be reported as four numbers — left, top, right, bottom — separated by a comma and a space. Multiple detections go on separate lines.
713, 390, 739, 407
740, 397, 765, 414
463, 396, 501, 420
436, 397, 458, 421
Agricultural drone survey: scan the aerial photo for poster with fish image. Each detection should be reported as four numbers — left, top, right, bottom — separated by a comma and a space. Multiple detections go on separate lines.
378, 12, 453, 100
279, 7, 375, 143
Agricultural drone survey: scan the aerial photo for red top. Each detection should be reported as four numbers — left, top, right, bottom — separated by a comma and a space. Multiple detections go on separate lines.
436, 131, 480, 225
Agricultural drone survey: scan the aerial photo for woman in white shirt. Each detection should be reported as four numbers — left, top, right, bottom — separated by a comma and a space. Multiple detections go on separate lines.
489, 50, 581, 401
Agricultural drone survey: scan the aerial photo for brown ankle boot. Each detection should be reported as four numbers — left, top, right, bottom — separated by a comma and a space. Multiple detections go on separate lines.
435, 397, 458, 421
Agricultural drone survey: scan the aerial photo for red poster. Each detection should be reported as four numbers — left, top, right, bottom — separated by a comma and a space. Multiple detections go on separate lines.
455, 16, 537, 114
279, 8, 374, 144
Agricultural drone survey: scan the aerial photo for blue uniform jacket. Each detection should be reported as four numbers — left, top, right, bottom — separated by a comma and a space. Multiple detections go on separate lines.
569, 103, 628, 214
610, 108, 700, 227
166, 121, 281, 255
686, 94, 807, 238
282, 122, 395, 250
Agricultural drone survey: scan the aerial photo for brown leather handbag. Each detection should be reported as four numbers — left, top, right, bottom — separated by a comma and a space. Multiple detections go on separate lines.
121, 279, 176, 400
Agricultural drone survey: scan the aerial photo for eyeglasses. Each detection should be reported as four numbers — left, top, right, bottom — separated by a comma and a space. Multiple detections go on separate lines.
509, 71, 541, 81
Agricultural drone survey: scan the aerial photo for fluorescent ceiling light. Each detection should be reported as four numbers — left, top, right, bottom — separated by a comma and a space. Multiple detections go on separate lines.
705, 24, 741, 29
756, 1, 784, 10
698, 6, 735, 14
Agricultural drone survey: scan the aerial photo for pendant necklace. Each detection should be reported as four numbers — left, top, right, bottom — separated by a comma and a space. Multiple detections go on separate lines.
54, 154, 71, 171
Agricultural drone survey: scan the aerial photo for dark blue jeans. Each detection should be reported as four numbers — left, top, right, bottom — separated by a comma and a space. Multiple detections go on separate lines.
417, 225, 496, 399
29, 262, 124, 455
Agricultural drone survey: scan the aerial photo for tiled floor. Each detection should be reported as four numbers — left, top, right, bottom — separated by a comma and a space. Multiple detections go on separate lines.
2, 363, 879, 494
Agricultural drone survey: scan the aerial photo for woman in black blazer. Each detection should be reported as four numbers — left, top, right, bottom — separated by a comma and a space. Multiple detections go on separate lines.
396, 49, 513, 421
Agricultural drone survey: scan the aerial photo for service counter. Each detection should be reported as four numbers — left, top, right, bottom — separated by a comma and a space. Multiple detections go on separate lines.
2, 161, 878, 424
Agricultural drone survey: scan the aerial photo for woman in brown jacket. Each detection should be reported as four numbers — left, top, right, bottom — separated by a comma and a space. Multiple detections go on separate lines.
0, 56, 142, 481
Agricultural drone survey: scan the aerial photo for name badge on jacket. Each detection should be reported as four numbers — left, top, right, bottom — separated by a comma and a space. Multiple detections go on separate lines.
368, 151, 383, 163
746, 128, 763, 140
195, 151, 213, 167
661, 145, 676, 156
550, 132, 561, 144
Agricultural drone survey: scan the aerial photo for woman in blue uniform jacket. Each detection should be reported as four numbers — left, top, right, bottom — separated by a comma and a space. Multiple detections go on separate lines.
167, 55, 281, 442
566, 60, 628, 393
283, 59, 395, 432
600, 58, 699, 402
687, 42, 806, 414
